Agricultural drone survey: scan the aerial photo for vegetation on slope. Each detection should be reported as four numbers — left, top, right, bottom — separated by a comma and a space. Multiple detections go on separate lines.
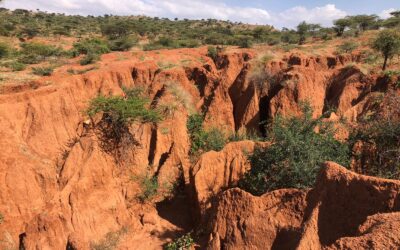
240, 104, 350, 195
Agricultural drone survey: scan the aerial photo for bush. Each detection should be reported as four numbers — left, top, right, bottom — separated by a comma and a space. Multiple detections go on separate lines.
165, 233, 194, 250
87, 88, 161, 125
72, 38, 110, 56
0, 213, 3, 224
232, 36, 252, 48
20, 42, 61, 57
351, 120, 400, 179
203, 128, 226, 152
91, 227, 128, 250
337, 41, 358, 54
187, 114, 206, 153
0, 42, 10, 58
19, 42, 62, 64
240, 104, 350, 195
187, 114, 227, 154
108, 35, 137, 51
80, 53, 100, 65
32, 66, 53, 76
6, 61, 26, 71
207, 46, 218, 61
350, 92, 400, 179
137, 174, 159, 203
87, 87, 162, 160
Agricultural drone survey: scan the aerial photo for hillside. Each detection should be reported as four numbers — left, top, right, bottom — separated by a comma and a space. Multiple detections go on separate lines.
0, 7, 400, 250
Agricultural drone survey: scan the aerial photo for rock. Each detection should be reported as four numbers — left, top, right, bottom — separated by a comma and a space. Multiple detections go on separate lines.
297, 162, 400, 249
206, 162, 400, 250
206, 188, 308, 250
189, 140, 268, 221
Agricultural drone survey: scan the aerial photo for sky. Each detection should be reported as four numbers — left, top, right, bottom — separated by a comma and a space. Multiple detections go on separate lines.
0, 0, 399, 28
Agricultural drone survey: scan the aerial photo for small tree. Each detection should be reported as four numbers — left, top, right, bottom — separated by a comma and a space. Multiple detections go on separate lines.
333, 18, 353, 36
296, 21, 320, 44
372, 29, 400, 70
351, 15, 379, 31
390, 11, 400, 18
297, 21, 309, 44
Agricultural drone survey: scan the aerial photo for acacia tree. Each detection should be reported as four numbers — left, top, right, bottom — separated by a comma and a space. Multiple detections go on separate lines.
384, 11, 400, 27
352, 15, 379, 31
296, 21, 321, 44
333, 18, 352, 36
372, 29, 400, 70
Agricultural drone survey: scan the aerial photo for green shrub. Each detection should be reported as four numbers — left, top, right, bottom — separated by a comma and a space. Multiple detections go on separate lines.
232, 36, 252, 48
80, 53, 100, 65
101, 20, 132, 39
91, 227, 128, 250
0, 42, 10, 58
187, 114, 227, 154
207, 46, 218, 61
87, 88, 161, 125
228, 130, 262, 142
165, 233, 194, 250
3, 61, 26, 71
337, 41, 358, 53
240, 104, 350, 195
108, 35, 137, 51
32, 66, 54, 76
20, 42, 61, 57
187, 114, 206, 154
137, 174, 159, 203
87, 87, 162, 160
176, 39, 200, 48
72, 38, 110, 56
350, 93, 400, 179
203, 128, 226, 152
19, 42, 62, 64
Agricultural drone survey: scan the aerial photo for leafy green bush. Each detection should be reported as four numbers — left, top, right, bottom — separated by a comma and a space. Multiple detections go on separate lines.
187, 114, 206, 153
207, 46, 218, 61
72, 38, 110, 56
87, 89, 161, 125
80, 53, 100, 65
20, 42, 61, 57
108, 35, 137, 51
87, 87, 162, 160
240, 104, 350, 195
101, 20, 132, 39
32, 66, 54, 76
187, 114, 227, 154
0, 42, 10, 58
19, 42, 62, 64
337, 41, 358, 53
165, 233, 194, 250
232, 36, 252, 48
351, 120, 400, 179
350, 92, 400, 179
137, 174, 159, 203
2, 61, 26, 71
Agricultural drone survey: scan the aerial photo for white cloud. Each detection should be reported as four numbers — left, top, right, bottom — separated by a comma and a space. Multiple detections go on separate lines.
276, 4, 347, 28
380, 8, 396, 19
0, 1, 347, 28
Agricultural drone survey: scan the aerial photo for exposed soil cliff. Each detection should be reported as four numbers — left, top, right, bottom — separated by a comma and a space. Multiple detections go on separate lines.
0, 47, 399, 249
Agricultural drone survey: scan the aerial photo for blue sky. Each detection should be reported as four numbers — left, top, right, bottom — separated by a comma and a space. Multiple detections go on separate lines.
1, 0, 399, 28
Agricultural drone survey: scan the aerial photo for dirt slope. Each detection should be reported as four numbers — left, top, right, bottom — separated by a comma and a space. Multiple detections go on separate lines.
0, 46, 399, 249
